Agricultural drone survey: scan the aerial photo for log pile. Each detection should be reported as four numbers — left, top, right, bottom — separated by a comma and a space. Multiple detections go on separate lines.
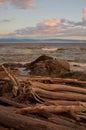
0, 65, 86, 130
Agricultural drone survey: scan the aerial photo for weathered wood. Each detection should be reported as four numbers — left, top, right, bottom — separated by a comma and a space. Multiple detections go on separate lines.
30, 81, 86, 94
1, 76, 86, 88
45, 100, 85, 106
0, 97, 26, 108
1, 65, 19, 96
77, 113, 86, 120
0, 105, 67, 130
48, 114, 86, 129
0, 76, 86, 88
32, 87, 86, 101
16, 103, 86, 121
16, 103, 86, 115
0, 105, 85, 130
0, 63, 86, 130
28, 76, 86, 87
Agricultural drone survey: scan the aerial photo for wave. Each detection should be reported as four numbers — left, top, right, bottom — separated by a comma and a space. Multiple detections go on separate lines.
42, 47, 63, 52
69, 62, 86, 72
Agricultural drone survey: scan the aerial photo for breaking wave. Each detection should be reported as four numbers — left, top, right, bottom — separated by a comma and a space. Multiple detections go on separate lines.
42, 47, 63, 52
69, 62, 86, 72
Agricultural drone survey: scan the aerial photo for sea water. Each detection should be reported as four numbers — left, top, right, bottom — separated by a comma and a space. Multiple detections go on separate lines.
0, 43, 86, 72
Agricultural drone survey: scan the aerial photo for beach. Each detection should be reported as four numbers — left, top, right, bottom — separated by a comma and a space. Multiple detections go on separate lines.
0, 43, 86, 130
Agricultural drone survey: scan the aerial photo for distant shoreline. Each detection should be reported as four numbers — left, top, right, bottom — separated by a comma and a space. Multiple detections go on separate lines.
0, 38, 86, 44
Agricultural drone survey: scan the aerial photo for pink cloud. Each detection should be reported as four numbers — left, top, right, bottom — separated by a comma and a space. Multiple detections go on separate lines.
40, 19, 59, 27
15, 19, 58, 36
83, 8, 86, 21
2, 17, 86, 39
37, 26, 57, 34
35, 19, 60, 34
0, 0, 4, 4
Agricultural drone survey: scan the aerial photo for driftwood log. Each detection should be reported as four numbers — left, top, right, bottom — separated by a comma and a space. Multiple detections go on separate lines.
16, 103, 86, 114
0, 97, 26, 108
0, 66, 86, 130
16, 103, 86, 121
0, 76, 86, 87
1, 65, 20, 96
0, 105, 86, 130
0, 65, 46, 103
0, 105, 66, 130
28, 76, 86, 87
30, 87, 86, 101
30, 81, 86, 94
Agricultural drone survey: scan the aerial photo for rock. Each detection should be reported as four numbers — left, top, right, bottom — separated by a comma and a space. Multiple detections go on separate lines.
31, 54, 53, 65
24, 55, 53, 70
28, 55, 70, 77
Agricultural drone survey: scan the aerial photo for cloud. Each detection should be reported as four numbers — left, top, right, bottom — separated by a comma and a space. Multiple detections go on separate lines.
35, 19, 59, 34
14, 19, 59, 37
0, 0, 3, 2
8, 0, 34, 9
39, 19, 59, 27
0, 18, 15, 23
4, 17, 85, 39
0, 0, 4, 4
0, 6, 86, 39
0, 0, 34, 9
83, 8, 86, 22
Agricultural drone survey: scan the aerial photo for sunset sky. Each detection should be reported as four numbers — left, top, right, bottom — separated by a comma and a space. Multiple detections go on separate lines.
0, 0, 86, 40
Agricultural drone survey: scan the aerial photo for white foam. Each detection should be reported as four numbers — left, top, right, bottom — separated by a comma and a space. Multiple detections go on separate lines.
42, 47, 58, 52
69, 62, 86, 72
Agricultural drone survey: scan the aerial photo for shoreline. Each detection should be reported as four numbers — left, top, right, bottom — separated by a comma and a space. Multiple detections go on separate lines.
0, 61, 86, 72
0, 58, 86, 82
0, 56, 86, 130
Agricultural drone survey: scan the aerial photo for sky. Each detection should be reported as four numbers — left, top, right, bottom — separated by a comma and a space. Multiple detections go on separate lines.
0, 0, 86, 40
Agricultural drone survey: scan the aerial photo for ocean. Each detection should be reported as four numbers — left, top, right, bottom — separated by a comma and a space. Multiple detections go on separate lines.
0, 43, 86, 72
